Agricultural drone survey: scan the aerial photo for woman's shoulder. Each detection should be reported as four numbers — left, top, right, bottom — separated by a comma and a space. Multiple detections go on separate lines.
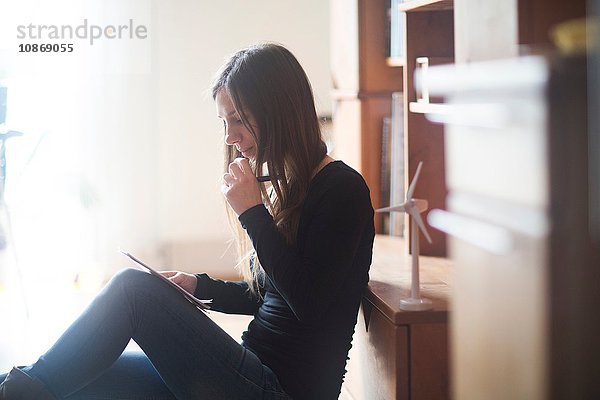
314, 160, 367, 186
310, 160, 371, 201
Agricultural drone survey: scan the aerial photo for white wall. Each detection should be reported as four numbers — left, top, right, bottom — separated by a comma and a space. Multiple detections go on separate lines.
0, 0, 331, 279
0, 0, 160, 280
154, 0, 331, 274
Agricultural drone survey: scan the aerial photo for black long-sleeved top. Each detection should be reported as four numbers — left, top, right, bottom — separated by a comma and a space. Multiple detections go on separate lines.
194, 161, 375, 399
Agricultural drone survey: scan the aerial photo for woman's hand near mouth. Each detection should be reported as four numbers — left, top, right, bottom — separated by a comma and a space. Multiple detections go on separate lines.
222, 157, 263, 215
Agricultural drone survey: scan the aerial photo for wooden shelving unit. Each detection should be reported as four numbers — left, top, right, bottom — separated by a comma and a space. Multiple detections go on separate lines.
330, 0, 403, 233
402, 3, 454, 257
332, 1, 595, 399
330, 0, 452, 257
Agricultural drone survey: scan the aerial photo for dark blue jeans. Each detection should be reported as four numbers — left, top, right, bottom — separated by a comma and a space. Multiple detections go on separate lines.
1, 268, 290, 400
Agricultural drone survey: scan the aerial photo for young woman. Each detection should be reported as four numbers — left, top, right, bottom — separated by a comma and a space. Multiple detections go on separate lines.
0, 43, 375, 400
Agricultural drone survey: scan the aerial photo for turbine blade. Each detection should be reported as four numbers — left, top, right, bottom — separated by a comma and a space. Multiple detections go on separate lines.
406, 161, 423, 201
410, 208, 433, 243
376, 203, 408, 213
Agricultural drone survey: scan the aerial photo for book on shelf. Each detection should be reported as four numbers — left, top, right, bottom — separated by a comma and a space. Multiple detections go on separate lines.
389, 0, 406, 60
381, 116, 392, 233
380, 92, 405, 236
389, 92, 405, 237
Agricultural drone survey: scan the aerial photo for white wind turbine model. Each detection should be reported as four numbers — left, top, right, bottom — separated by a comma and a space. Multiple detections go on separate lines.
377, 161, 433, 311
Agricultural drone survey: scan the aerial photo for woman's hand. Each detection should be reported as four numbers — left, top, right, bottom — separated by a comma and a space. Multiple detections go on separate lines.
222, 157, 263, 216
160, 271, 198, 295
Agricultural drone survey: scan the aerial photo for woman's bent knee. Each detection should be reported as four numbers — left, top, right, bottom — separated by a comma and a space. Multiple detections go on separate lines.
113, 267, 148, 283
110, 267, 171, 296
107, 268, 155, 293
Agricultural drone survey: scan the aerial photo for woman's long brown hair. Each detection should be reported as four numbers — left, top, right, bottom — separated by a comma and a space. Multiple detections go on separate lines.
211, 43, 327, 293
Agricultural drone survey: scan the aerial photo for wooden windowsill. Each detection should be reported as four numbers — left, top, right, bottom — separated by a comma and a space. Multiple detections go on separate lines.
366, 235, 452, 325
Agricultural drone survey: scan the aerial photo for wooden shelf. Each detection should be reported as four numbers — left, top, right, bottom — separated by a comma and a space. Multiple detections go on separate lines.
409, 101, 448, 115
386, 56, 405, 67
398, 0, 453, 12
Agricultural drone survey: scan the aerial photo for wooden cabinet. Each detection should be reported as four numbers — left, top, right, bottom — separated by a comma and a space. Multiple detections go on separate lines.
417, 1, 597, 398
342, 235, 451, 400
423, 54, 600, 400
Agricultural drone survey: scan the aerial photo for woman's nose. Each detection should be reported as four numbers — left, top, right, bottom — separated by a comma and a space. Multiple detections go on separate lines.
224, 128, 240, 146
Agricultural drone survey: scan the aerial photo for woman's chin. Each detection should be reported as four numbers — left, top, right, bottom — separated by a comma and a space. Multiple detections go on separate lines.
241, 150, 256, 160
